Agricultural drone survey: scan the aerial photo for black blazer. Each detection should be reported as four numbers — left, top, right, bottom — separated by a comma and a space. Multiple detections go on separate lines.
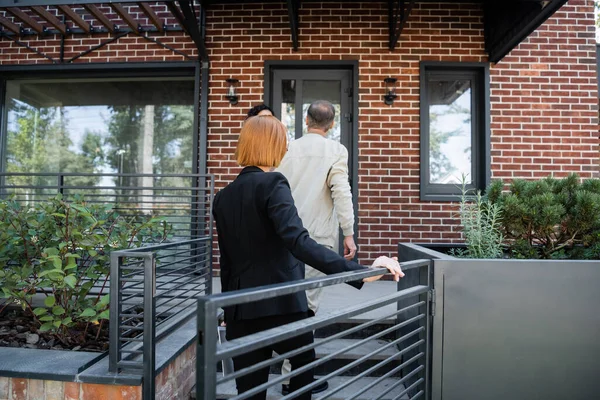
213, 166, 366, 323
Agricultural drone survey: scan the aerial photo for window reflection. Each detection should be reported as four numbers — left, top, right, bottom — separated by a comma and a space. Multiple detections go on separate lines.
428, 79, 472, 184
4, 78, 195, 189
280, 79, 296, 143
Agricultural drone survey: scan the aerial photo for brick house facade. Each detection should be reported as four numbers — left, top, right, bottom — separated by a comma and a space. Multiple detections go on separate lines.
0, 0, 597, 267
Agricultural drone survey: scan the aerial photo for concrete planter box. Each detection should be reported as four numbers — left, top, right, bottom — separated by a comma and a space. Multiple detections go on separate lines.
0, 317, 199, 399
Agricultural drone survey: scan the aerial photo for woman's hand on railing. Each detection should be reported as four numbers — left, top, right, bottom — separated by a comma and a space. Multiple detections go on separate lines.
363, 256, 405, 282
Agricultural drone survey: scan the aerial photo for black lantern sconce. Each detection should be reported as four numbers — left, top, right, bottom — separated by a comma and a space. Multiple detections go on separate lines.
383, 77, 397, 105
225, 78, 239, 105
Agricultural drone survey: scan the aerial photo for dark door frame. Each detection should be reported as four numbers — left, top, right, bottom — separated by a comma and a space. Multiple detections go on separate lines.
264, 60, 360, 248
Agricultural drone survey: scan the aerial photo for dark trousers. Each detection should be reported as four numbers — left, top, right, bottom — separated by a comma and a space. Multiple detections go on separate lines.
226, 312, 315, 400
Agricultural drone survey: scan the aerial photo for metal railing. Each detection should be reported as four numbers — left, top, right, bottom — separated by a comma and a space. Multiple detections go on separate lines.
0, 172, 213, 239
0, 172, 214, 399
196, 259, 432, 400
109, 236, 213, 399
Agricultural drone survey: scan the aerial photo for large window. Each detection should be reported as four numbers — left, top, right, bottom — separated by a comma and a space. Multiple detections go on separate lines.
419, 62, 490, 201
2, 77, 195, 186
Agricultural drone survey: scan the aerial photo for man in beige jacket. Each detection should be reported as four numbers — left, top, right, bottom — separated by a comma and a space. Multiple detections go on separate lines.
276, 100, 356, 395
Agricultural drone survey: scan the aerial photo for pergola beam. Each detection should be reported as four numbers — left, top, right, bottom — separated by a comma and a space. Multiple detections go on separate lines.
388, 0, 414, 50
138, 1, 163, 32
110, 3, 140, 33
30, 5, 66, 35
177, 0, 209, 62
0, 15, 21, 34
57, 4, 90, 33
6, 0, 178, 5
484, 0, 568, 62
166, 1, 187, 33
83, 4, 115, 33
6, 7, 45, 34
286, 0, 299, 51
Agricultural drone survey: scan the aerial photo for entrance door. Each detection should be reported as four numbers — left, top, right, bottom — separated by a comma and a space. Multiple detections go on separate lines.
271, 69, 354, 168
268, 67, 356, 253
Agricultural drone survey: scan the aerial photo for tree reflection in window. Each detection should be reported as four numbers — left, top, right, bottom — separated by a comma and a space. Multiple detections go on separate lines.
428, 80, 472, 184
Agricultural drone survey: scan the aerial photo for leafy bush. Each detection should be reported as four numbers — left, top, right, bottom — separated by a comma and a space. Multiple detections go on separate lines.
486, 174, 600, 259
0, 195, 170, 341
452, 178, 504, 259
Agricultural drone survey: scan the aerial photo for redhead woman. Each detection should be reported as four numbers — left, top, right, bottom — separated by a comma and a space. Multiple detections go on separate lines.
212, 115, 404, 400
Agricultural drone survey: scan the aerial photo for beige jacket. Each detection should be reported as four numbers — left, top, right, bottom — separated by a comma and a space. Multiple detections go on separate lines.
277, 133, 354, 248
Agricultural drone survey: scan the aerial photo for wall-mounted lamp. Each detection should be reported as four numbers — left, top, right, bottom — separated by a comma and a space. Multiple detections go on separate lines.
225, 78, 239, 105
383, 77, 397, 105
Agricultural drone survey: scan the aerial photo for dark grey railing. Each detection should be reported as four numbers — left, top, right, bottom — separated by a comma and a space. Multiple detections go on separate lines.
196, 259, 432, 400
109, 237, 213, 399
0, 172, 214, 399
0, 172, 213, 239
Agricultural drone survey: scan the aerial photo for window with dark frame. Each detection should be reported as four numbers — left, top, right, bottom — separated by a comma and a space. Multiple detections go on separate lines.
419, 62, 490, 201
2, 77, 195, 179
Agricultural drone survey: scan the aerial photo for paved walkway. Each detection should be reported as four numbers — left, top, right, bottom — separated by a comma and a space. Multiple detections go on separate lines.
211, 278, 397, 321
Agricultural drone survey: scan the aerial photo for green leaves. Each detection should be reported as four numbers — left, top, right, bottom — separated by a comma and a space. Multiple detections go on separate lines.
52, 306, 66, 316
0, 195, 171, 336
33, 307, 48, 316
64, 275, 77, 288
486, 173, 600, 260
80, 308, 96, 318
44, 295, 56, 307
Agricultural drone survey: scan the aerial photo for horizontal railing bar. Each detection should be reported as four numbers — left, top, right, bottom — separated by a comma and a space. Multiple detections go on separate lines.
391, 379, 424, 400
114, 237, 211, 254
118, 304, 199, 362
153, 255, 208, 271
0, 173, 212, 178
154, 290, 208, 319
409, 390, 424, 400
116, 361, 144, 369
119, 349, 144, 355
155, 270, 210, 295
237, 326, 424, 400
119, 313, 143, 318
273, 332, 424, 400
369, 357, 425, 400
217, 303, 424, 384
155, 275, 209, 295
155, 263, 209, 278
347, 363, 424, 400
209, 260, 430, 308
120, 337, 143, 343
318, 339, 425, 399
119, 325, 143, 331
216, 285, 428, 360
0, 196, 209, 204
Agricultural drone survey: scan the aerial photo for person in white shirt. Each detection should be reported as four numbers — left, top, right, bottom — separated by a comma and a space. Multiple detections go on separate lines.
276, 100, 357, 395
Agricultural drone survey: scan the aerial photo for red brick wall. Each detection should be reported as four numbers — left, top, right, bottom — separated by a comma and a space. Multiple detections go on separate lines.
0, 343, 196, 399
0, 1, 598, 265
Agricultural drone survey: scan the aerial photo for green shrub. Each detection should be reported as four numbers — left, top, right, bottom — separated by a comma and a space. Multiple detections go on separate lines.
452, 177, 504, 259
487, 174, 600, 259
0, 195, 170, 340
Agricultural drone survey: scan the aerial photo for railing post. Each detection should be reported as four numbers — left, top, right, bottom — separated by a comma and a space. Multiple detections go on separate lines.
143, 253, 156, 400
109, 251, 123, 372
421, 260, 433, 400
58, 173, 64, 196
196, 297, 218, 400
207, 176, 214, 294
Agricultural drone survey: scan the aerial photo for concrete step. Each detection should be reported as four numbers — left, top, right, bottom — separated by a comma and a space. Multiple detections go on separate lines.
191, 375, 409, 400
